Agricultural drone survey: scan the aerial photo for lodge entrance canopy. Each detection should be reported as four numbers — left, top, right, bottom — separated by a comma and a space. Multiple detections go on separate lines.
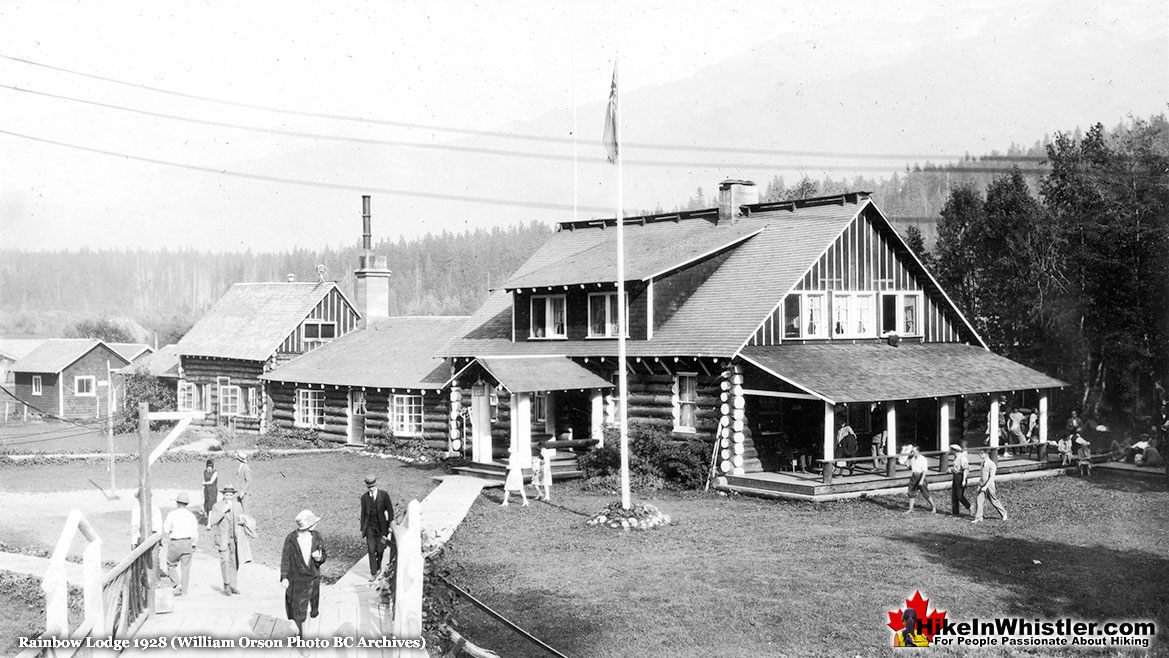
739, 343, 1066, 405
449, 356, 614, 394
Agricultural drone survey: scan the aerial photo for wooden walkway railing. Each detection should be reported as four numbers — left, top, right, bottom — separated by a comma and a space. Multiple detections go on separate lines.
817, 441, 1052, 484
15, 510, 162, 658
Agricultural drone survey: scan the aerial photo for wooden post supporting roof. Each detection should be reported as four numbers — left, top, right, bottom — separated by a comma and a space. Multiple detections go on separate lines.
822, 401, 835, 484
989, 396, 1001, 458
939, 398, 951, 473
1038, 391, 1049, 461
886, 402, 898, 477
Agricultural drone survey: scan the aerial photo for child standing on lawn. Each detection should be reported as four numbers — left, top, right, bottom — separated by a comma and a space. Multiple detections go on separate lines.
501, 450, 529, 507
530, 454, 547, 501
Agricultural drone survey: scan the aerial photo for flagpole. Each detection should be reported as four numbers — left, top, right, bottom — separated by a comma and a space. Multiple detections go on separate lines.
613, 60, 631, 510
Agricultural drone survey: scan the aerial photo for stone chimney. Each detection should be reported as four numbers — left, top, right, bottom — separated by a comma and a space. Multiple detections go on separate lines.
718, 179, 759, 224
354, 195, 392, 325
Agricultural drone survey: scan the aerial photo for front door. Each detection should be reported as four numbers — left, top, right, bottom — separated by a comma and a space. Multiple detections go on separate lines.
470, 382, 494, 463
349, 390, 367, 446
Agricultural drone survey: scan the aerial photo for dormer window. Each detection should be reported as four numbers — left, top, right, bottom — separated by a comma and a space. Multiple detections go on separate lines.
587, 292, 629, 338
303, 320, 337, 344
782, 292, 828, 339
530, 295, 566, 339
881, 292, 922, 337
832, 292, 876, 338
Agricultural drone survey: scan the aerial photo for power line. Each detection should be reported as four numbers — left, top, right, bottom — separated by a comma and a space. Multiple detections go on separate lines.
0, 383, 118, 428
0, 52, 1047, 163
0, 427, 108, 446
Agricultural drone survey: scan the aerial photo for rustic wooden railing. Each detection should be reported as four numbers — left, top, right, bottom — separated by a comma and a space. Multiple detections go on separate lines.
14, 510, 162, 658
816, 440, 1053, 484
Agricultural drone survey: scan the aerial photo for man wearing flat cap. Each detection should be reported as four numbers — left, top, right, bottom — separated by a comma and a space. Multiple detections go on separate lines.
163, 492, 199, 595
281, 509, 326, 643
359, 474, 394, 581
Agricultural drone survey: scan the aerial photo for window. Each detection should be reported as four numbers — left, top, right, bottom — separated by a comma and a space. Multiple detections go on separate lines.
74, 376, 95, 397
220, 385, 242, 416
32, 375, 42, 396
303, 321, 337, 344
832, 292, 877, 337
295, 389, 325, 428
530, 295, 566, 339
391, 394, 423, 436
177, 381, 196, 411
880, 292, 923, 336
533, 392, 547, 424
587, 292, 629, 338
782, 293, 828, 339
675, 373, 698, 432
245, 387, 258, 417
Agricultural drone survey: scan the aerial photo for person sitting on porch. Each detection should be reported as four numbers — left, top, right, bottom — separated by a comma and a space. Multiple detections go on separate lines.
1054, 435, 1073, 466
1075, 436, 1093, 476
835, 421, 858, 476
904, 446, 937, 515
1141, 443, 1164, 469
1109, 436, 1134, 462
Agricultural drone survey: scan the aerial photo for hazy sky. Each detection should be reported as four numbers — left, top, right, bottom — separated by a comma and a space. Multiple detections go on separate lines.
0, 0, 1165, 252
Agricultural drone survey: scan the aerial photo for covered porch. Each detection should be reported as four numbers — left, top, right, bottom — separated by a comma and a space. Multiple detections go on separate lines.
724, 342, 1067, 500
447, 356, 613, 481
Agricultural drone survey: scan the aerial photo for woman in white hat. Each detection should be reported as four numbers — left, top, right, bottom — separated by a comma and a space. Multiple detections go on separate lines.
281, 510, 327, 642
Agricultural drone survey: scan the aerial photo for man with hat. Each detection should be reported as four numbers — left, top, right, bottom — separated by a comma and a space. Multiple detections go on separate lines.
281, 510, 326, 644
972, 449, 1009, 523
163, 492, 199, 596
208, 484, 250, 595
359, 474, 394, 582
235, 452, 253, 509
947, 443, 972, 517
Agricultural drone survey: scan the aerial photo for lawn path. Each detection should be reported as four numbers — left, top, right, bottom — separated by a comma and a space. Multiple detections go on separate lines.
416, 475, 495, 552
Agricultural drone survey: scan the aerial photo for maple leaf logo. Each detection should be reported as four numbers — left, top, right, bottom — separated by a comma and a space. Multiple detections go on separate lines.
887, 590, 947, 644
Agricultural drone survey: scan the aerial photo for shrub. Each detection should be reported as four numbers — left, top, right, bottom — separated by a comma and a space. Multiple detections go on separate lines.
590, 422, 712, 489
258, 425, 324, 449
115, 370, 177, 434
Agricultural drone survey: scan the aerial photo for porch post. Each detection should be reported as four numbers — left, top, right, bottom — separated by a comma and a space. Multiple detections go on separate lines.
988, 395, 1000, 452
590, 389, 604, 446
1038, 391, 1049, 461
885, 402, 898, 477
544, 393, 556, 436
938, 398, 951, 473
511, 393, 533, 468
822, 401, 835, 484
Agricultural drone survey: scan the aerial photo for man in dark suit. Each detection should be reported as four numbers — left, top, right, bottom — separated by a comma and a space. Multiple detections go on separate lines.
359, 474, 393, 582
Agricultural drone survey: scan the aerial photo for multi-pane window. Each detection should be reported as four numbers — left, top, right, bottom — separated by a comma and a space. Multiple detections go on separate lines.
675, 373, 698, 432
32, 375, 42, 396
832, 292, 876, 337
783, 293, 828, 339
392, 394, 423, 436
178, 381, 196, 411
303, 321, 337, 344
530, 295, 567, 339
75, 376, 95, 397
217, 377, 242, 416
533, 392, 547, 424
295, 389, 325, 428
881, 292, 923, 336
587, 292, 628, 338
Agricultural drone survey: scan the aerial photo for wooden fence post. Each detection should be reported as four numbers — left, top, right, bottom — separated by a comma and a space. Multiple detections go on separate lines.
390, 500, 425, 658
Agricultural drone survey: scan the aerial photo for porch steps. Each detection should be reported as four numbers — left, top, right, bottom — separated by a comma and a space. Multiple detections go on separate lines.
451, 454, 584, 483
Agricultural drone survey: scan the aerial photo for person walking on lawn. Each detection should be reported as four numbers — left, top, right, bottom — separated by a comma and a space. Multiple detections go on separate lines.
904, 446, 937, 514
947, 443, 972, 516
972, 449, 1009, 523
281, 510, 326, 649
163, 492, 199, 596
202, 459, 218, 520
235, 452, 252, 509
359, 475, 393, 582
208, 485, 251, 595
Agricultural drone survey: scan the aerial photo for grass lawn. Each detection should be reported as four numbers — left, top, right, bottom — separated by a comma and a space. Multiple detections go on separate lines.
0, 572, 83, 657
439, 474, 1169, 658
0, 451, 443, 584
0, 421, 217, 455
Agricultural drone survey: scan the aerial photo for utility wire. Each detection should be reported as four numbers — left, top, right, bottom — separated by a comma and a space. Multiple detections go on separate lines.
0, 52, 1047, 162
0, 383, 119, 428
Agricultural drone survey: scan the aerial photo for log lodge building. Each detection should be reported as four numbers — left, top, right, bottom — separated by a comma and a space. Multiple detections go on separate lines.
175, 184, 1065, 498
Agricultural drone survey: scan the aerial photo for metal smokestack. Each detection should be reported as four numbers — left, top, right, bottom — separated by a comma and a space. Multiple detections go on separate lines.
361, 195, 372, 251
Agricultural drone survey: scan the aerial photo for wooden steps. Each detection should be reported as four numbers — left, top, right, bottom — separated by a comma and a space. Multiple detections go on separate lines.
451, 454, 584, 482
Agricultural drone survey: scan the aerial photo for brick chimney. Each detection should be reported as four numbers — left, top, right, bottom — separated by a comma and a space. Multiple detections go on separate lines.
354, 195, 392, 326
718, 179, 759, 225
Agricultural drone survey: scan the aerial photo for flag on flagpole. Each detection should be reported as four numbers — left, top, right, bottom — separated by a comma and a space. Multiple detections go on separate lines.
603, 63, 619, 164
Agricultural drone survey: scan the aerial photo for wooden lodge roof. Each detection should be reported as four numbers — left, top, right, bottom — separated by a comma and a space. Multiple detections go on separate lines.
450, 356, 614, 394
178, 282, 343, 362
740, 343, 1067, 404
0, 338, 47, 362
442, 195, 867, 358
117, 344, 180, 379
11, 339, 129, 374
109, 343, 154, 362
260, 316, 468, 390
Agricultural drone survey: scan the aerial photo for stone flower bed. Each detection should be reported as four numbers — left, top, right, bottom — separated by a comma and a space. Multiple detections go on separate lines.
586, 501, 671, 531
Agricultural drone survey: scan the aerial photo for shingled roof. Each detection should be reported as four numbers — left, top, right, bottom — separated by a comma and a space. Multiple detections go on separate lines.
178, 282, 344, 362
260, 316, 467, 389
11, 339, 129, 373
443, 196, 866, 358
109, 343, 153, 362
118, 344, 180, 379
740, 343, 1067, 404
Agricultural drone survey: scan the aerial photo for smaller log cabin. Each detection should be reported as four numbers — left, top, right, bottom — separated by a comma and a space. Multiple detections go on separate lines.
260, 316, 468, 447
176, 281, 361, 432
9, 339, 131, 420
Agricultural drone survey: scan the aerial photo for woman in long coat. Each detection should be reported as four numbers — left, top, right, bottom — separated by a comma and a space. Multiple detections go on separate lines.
280, 510, 327, 639
201, 459, 218, 518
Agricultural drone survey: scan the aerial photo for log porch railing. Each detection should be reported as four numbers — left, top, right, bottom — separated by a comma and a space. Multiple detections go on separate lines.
15, 510, 162, 658
816, 440, 1054, 484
